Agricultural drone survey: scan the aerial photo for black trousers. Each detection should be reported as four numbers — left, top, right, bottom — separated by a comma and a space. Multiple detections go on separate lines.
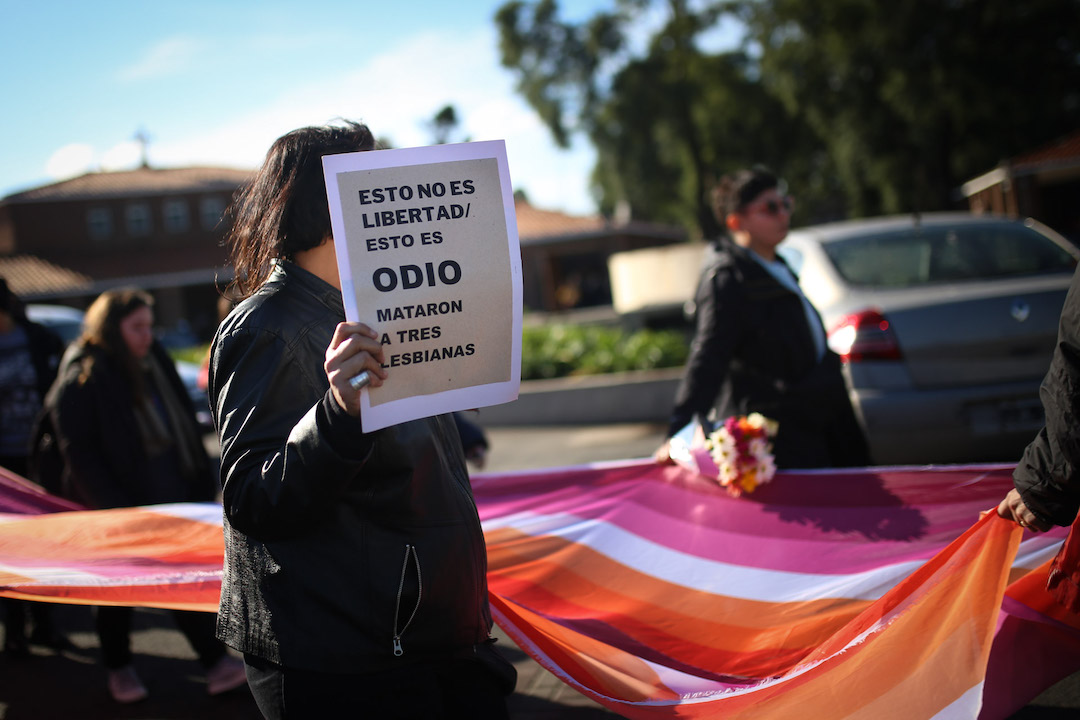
2, 598, 57, 645
97, 606, 225, 670
244, 654, 512, 720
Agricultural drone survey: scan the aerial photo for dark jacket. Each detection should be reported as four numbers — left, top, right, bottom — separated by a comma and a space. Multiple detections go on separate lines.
21, 320, 65, 401
45, 341, 215, 509
1, 319, 64, 458
1013, 265, 1080, 527
209, 262, 494, 673
668, 238, 871, 469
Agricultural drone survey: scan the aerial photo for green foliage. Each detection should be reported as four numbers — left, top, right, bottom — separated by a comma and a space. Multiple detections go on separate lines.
428, 104, 468, 145
169, 344, 210, 365
169, 333, 685, 383
497, 0, 1080, 229
521, 324, 688, 380
736, 0, 1080, 217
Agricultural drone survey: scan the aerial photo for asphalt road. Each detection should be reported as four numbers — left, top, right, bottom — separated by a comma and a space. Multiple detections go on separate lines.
1, 422, 1078, 719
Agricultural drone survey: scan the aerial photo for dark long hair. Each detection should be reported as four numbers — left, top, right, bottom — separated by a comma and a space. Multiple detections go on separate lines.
226, 120, 377, 298
77, 288, 154, 401
710, 165, 781, 230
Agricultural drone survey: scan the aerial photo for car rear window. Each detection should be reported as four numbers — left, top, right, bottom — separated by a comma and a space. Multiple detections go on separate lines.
822, 223, 1077, 288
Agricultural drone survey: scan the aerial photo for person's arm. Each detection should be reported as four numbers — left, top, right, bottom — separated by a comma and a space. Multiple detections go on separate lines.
453, 412, 489, 469
1002, 268, 1080, 530
666, 263, 743, 437
212, 323, 382, 541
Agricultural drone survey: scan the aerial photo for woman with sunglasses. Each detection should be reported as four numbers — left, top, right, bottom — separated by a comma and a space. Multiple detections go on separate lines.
657, 166, 871, 469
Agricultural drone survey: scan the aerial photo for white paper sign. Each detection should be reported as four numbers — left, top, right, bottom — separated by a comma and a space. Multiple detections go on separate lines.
323, 141, 522, 432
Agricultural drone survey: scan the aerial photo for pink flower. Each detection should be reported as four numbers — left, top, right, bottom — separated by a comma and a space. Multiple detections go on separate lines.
706, 415, 779, 496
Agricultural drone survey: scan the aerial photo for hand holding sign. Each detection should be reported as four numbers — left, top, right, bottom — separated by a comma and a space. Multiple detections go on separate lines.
323, 141, 522, 431
324, 321, 387, 417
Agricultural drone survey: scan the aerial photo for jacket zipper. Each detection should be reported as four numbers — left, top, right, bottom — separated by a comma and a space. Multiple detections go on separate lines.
393, 543, 422, 656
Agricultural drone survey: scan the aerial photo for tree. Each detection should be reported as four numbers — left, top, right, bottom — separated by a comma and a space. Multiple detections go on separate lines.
498, 0, 1080, 229
497, 0, 835, 234
723, 0, 1080, 215
428, 104, 466, 145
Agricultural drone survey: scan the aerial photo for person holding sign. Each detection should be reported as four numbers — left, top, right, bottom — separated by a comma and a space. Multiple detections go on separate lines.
209, 121, 514, 718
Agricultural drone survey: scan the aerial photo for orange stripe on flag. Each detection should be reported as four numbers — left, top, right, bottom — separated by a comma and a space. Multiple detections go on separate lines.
490, 511, 1020, 719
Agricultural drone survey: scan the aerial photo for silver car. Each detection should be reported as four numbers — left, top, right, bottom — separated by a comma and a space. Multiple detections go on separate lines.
779, 213, 1079, 466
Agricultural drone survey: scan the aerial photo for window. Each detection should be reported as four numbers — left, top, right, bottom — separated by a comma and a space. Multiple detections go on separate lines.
823, 223, 1077, 289
87, 207, 112, 240
125, 203, 152, 237
200, 195, 226, 231
164, 199, 190, 233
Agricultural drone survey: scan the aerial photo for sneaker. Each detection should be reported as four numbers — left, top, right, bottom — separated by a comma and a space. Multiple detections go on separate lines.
107, 666, 149, 704
206, 655, 247, 696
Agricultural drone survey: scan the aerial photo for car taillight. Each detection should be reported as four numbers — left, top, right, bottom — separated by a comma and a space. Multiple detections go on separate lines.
828, 309, 903, 362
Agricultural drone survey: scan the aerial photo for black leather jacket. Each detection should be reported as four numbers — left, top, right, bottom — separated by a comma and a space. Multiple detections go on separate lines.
668, 238, 871, 469
1013, 265, 1080, 527
209, 262, 493, 672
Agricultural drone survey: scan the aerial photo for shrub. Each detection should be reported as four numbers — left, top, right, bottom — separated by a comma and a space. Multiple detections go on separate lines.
179, 330, 688, 382
521, 324, 687, 380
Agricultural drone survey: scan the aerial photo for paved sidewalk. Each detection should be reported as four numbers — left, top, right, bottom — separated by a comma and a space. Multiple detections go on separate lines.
2, 422, 1077, 718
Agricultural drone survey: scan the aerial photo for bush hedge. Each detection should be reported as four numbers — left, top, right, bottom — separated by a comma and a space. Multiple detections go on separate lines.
521, 324, 688, 381
177, 325, 690, 382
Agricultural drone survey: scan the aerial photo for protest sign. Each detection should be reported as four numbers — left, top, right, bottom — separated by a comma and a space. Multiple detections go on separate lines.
323, 140, 522, 431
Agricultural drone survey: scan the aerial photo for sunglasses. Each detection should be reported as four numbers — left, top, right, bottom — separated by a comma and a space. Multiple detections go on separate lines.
745, 196, 795, 216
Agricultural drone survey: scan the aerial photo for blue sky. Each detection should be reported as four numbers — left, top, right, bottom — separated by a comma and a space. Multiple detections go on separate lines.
1, 0, 617, 214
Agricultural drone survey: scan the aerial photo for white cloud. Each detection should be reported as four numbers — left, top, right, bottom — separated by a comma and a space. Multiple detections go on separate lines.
45, 143, 96, 180
101, 140, 144, 171
133, 26, 598, 214
118, 36, 202, 82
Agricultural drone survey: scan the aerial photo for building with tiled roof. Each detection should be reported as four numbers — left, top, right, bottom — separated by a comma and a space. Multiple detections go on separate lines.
0, 166, 252, 337
961, 130, 1080, 242
0, 255, 93, 299
0, 166, 687, 335
3, 166, 252, 204
513, 197, 686, 311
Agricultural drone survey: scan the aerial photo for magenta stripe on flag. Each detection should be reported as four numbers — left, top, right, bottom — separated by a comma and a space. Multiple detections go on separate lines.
475, 462, 1032, 574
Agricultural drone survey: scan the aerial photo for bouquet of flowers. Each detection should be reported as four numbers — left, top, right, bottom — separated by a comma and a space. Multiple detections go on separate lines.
704, 414, 779, 497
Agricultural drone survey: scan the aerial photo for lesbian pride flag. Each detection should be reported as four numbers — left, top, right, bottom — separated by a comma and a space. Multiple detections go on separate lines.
1, 461, 1078, 719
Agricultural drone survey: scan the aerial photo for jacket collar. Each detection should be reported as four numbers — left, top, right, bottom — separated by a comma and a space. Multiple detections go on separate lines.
713, 236, 800, 284
270, 260, 345, 317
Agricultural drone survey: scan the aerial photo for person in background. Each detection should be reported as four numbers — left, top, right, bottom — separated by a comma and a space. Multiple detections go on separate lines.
0, 278, 69, 657
45, 288, 246, 703
998, 265, 1080, 610
656, 166, 871, 469
210, 120, 514, 718
455, 412, 490, 470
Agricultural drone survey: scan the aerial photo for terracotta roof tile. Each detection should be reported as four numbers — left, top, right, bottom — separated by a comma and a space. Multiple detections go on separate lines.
514, 198, 608, 238
3, 170, 683, 246
1011, 129, 1080, 170
3, 166, 253, 203
0, 255, 93, 298
513, 198, 684, 244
